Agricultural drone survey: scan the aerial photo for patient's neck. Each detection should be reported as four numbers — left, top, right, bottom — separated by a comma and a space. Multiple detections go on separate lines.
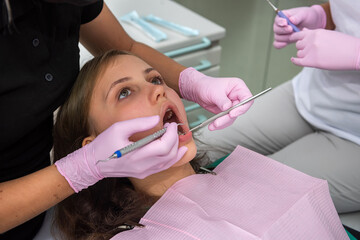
129, 163, 195, 197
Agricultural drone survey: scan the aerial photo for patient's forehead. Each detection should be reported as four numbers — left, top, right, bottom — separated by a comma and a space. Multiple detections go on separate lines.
105, 54, 150, 73
94, 54, 150, 89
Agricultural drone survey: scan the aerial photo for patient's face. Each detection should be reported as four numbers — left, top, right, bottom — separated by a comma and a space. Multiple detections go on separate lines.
88, 54, 196, 167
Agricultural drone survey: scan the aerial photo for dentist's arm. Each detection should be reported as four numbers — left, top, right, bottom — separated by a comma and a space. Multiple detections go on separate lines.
0, 117, 184, 233
321, 3, 335, 30
79, 3, 185, 93
0, 166, 74, 233
80, 3, 253, 130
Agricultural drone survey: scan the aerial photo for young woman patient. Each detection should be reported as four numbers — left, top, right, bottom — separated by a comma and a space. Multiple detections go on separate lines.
53, 50, 347, 240
53, 50, 198, 239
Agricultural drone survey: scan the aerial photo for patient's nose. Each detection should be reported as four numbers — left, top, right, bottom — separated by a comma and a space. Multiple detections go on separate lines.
150, 85, 166, 103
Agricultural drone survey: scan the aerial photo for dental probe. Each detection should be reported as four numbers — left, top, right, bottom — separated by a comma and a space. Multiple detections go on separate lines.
189, 88, 272, 133
97, 124, 183, 164
264, 0, 300, 32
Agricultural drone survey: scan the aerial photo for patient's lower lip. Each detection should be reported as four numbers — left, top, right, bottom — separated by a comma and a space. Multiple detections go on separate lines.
179, 131, 192, 142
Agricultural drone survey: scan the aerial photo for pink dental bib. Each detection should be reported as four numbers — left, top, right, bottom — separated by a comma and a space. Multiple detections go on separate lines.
112, 146, 347, 240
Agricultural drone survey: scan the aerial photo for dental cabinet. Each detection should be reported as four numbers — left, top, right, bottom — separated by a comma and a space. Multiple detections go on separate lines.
79, 0, 226, 128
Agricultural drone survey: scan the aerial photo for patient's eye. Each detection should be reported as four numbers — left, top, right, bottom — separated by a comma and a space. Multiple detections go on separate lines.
150, 76, 163, 85
118, 88, 132, 100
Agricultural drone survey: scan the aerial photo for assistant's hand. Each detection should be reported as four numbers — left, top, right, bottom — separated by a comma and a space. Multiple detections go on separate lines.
55, 116, 187, 192
273, 5, 326, 49
179, 68, 253, 131
289, 29, 360, 70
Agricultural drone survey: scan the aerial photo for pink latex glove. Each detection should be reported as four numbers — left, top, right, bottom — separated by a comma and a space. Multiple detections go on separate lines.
289, 28, 360, 70
55, 116, 187, 193
273, 5, 326, 49
179, 68, 253, 131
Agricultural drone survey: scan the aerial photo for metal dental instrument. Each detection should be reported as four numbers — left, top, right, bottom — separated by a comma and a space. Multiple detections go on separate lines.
99, 88, 272, 163
189, 87, 272, 133
264, 0, 300, 32
97, 123, 183, 164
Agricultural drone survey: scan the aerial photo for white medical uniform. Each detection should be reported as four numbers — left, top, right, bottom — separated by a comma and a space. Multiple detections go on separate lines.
195, 0, 360, 213
293, 0, 360, 145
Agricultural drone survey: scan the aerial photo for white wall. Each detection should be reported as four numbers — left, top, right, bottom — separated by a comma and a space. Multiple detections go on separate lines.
174, 0, 327, 93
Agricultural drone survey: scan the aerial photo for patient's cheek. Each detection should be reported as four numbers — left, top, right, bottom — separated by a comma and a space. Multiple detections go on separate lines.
172, 141, 197, 168
128, 129, 156, 142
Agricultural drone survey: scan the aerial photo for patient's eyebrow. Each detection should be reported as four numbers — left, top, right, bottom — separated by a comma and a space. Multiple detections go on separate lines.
144, 67, 155, 74
105, 77, 131, 100
105, 68, 156, 100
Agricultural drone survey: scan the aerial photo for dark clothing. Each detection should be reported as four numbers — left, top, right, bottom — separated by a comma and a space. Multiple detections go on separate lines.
0, 0, 103, 239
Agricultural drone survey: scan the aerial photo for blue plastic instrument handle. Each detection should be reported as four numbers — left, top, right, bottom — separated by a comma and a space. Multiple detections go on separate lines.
193, 59, 212, 71
164, 37, 211, 58
144, 14, 199, 37
277, 10, 300, 32
114, 150, 122, 158
133, 17, 168, 42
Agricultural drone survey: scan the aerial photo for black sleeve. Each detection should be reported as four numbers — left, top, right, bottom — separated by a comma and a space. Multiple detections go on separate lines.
81, 0, 103, 24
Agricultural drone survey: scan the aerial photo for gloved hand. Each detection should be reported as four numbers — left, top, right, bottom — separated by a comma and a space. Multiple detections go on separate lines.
179, 67, 253, 131
55, 116, 187, 193
273, 5, 326, 49
289, 28, 360, 70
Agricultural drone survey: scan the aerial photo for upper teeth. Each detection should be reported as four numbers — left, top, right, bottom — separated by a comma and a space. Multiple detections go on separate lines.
165, 109, 173, 120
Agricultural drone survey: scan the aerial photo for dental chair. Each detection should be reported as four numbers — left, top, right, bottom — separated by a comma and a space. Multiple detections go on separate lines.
33, 208, 59, 240
340, 212, 360, 239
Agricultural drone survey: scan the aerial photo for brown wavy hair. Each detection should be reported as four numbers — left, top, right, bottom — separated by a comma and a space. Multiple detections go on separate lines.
52, 50, 157, 240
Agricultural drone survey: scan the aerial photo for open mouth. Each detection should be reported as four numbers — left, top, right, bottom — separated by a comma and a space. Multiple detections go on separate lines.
162, 107, 186, 135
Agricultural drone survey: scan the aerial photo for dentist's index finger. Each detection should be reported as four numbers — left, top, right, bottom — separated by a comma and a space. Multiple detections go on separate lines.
142, 122, 179, 155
